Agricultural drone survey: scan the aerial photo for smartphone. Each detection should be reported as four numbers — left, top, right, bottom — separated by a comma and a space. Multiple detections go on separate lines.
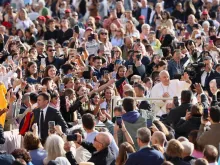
177, 42, 185, 49
146, 119, 153, 128
48, 121, 55, 134
88, 34, 95, 41
8, 56, 12, 61
59, 69, 63, 75
41, 58, 46, 66
77, 47, 85, 53
67, 134, 77, 141
136, 54, 141, 60
173, 96, 179, 107
116, 116, 122, 128
103, 70, 109, 75
136, 39, 140, 45
85, 79, 90, 84
203, 108, 209, 120
59, 83, 65, 92
80, 78, 86, 84
112, 72, 117, 79
128, 65, 133, 71
115, 59, 122, 65
74, 25, 80, 34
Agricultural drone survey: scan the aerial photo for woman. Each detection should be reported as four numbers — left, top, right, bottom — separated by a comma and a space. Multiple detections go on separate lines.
115, 66, 132, 97
25, 62, 41, 84
195, 34, 203, 52
116, 142, 135, 165
44, 134, 66, 165
98, 28, 112, 54
17, 29, 25, 43
57, 18, 73, 44
36, 24, 46, 40
165, 139, 189, 165
140, 24, 150, 41
24, 28, 36, 45
150, 2, 164, 29
116, 1, 125, 18
125, 20, 140, 39
15, 8, 34, 31
184, 0, 196, 23
109, 23, 118, 40
202, 21, 210, 36
188, 130, 203, 158
86, 17, 96, 31
174, 104, 202, 138
153, 60, 168, 72
111, 27, 125, 47
160, 11, 174, 30
43, 65, 60, 85
11, 148, 34, 165
24, 132, 47, 165
146, 54, 161, 76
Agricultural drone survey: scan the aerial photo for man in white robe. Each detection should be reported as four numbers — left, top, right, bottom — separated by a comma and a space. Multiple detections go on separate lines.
150, 70, 191, 116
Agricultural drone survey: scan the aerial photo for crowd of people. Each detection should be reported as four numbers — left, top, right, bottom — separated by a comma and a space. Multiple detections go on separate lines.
0, 0, 220, 164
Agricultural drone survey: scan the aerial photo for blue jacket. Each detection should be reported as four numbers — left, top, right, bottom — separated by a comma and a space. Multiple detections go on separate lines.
125, 147, 164, 165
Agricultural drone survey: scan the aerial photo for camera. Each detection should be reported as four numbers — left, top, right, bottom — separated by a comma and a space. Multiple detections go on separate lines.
77, 47, 85, 53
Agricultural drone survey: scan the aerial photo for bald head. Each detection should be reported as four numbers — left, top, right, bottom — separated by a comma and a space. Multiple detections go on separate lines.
204, 145, 218, 163
96, 132, 111, 148
152, 131, 166, 147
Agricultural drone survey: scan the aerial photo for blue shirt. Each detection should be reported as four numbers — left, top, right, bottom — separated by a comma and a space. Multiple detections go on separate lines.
29, 149, 47, 165
141, 7, 148, 23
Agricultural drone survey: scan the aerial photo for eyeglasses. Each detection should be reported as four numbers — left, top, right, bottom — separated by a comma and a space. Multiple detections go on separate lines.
196, 37, 201, 40
88, 24, 93, 26
94, 137, 104, 145
101, 33, 107, 35
48, 49, 56, 52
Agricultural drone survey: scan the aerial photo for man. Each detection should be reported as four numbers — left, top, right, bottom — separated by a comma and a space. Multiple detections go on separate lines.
82, 113, 119, 158
171, 2, 185, 22
209, 79, 218, 96
125, 127, 164, 165
36, 41, 46, 60
132, 50, 146, 79
121, 97, 145, 149
32, 92, 68, 143
165, 90, 193, 127
45, 45, 65, 70
150, 70, 191, 116
181, 141, 196, 164
168, 49, 189, 79
197, 106, 220, 151
121, 36, 133, 60
203, 145, 218, 165
66, 132, 116, 165
199, 10, 214, 27
136, 15, 145, 33
194, 158, 209, 165
93, 56, 103, 80
44, 18, 58, 40
198, 56, 220, 96
135, 0, 152, 24
134, 83, 151, 111
151, 131, 166, 149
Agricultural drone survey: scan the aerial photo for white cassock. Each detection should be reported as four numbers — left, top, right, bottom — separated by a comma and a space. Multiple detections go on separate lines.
150, 79, 191, 116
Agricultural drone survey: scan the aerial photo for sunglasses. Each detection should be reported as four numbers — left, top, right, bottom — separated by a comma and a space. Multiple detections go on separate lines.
196, 37, 201, 40
88, 24, 93, 26
48, 49, 56, 52
94, 137, 104, 145
101, 33, 107, 35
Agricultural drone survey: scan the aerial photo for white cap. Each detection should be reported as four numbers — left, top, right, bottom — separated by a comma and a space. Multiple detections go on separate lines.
207, 0, 213, 3
195, 34, 201, 39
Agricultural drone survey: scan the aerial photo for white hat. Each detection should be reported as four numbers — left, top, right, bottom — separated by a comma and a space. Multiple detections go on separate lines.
207, 0, 213, 3
195, 34, 201, 39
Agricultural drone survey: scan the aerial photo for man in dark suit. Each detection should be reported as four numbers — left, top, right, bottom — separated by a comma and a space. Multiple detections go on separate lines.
32, 92, 68, 143
165, 90, 193, 127
196, 56, 220, 96
125, 127, 164, 165
135, 0, 152, 24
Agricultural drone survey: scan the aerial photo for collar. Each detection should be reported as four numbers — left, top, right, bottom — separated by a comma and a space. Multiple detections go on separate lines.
139, 145, 150, 150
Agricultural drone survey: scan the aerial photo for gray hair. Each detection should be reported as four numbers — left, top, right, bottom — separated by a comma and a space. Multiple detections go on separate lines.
202, 21, 210, 28
137, 127, 151, 143
181, 141, 194, 156
141, 24, 150, 30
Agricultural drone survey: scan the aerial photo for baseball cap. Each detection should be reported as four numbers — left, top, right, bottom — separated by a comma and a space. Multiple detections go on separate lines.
139, 15, 145, 20
37, 16, 46, 22
65, 9, 71, 13
202, 10, 208, 15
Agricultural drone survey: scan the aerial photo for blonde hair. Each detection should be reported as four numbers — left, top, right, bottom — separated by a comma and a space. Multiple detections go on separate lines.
44, 134, 66, 164
125, 20, 136, 34
18, 8, 28, 20
166, 139, 184, 158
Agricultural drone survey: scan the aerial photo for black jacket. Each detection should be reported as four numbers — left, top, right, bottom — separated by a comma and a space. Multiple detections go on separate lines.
0, 124, 5, 145
66, 141, 115, 165
165, 103, 193, 127
32, 106, 68, 143
174, 116, 201, 138
165, 156, 190, 165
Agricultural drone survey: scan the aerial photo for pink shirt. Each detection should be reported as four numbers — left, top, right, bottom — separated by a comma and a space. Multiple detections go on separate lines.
192, 150, 203, 158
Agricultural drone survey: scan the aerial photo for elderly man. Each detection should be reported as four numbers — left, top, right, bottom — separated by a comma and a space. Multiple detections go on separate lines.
181, 141, 196, 164
209, 79, 218, 96
126, 127, 164, 165
151, 131, 166, 149
65, 132, 116, 165
150, 70, 191, 116
203, 145, 219, 165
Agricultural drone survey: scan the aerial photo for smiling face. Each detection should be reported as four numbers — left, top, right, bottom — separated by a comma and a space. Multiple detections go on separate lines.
28, 63, 37, 75
118, 67, 126, 78
48, 67, 57, 78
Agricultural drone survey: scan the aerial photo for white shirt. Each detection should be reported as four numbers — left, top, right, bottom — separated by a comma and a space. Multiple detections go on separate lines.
38, 105, 48, 138
209, 162, 218, 165
75, 146, 91, 164
150, 79, 191, 116
201, 71, 209, 87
